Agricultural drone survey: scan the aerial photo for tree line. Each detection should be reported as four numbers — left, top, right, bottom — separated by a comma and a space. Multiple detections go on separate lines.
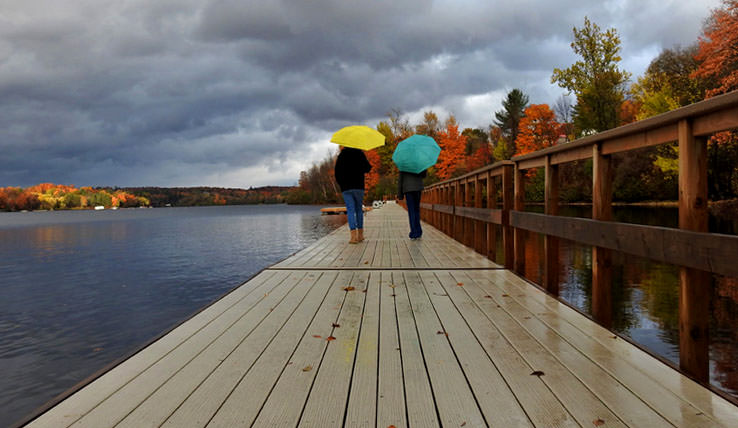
0, 184, 292, 212
293, 1, 738, 208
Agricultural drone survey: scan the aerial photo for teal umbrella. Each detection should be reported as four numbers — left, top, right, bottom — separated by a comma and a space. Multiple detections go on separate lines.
392, 134, 441, 174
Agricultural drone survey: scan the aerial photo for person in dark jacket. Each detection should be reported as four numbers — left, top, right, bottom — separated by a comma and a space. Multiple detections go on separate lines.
397, 170, 426, 239
334, 147, 372, 244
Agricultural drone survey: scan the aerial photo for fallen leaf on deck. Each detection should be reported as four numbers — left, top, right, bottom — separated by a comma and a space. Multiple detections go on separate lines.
326, 336, 336, 341
362, 289, 368, 293
436, 330, 448, 336
483, 295, 492, 299
388, 425, 397, 428
461, 422, 467, 427
312, 335, 322, 338
364, 261, 369, 264
456, 282, 464, 286
611, 335, 617, 339
343, 286, 355, 291
302, 365, 312, 372
530, 370, 545, 377
332, 323, 341, 328
593, 419, 605, 426
391, 294, 396, 297
523, 316, 531, 319
390, 284, 396, 288
502, 294, 510, 297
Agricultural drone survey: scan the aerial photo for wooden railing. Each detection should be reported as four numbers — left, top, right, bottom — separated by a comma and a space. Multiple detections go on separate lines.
420, 90, 738, 383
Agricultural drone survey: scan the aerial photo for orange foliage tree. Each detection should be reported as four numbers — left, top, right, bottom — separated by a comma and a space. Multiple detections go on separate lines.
515, 104, 561, 156
693, 0, 738, 97
435, 117, 467, 180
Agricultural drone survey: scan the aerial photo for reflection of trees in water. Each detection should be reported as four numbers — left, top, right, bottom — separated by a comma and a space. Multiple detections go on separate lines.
711, 276, 738, 396
629, 260, 680, 346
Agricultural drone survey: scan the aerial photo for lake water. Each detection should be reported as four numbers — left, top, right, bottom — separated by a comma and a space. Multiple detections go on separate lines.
0, 205, 345, 426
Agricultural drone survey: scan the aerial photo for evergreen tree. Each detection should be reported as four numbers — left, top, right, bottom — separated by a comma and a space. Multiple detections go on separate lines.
494, 89, 529, 155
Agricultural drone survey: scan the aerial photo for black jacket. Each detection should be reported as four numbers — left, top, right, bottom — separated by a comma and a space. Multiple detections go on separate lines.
334, 148, 372, 192
397, 170, 426, 198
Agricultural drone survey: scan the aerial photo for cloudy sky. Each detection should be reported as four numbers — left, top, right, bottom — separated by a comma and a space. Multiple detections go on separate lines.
0, 0, 722, 188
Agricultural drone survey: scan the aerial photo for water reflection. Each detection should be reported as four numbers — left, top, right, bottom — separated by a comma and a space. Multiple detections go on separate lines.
516, 205, 738, 400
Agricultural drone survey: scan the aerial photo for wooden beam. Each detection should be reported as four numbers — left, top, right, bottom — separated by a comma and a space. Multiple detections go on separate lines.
474, 176, 484, 255
602, 124, 678, 155
502, 164, 514, 270
517, 157, 545, 170
510, 212, 738, 278
513, 164, 525, 274
487, 171, 497, 262
678, 119, 710, 383
592, 143, 613, 328
693, 105, 738, 136
550, 144, 593, 165
544, 156, 559, 295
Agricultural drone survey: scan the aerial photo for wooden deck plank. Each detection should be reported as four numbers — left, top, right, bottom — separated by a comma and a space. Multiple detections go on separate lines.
447, 270, 637, 428
391, 271, 440, 428
25, 270, 282, 428
376, 272, 407, 428
298, 271, 369, 427
401, 271, 487, 427
118, 271, 326, 428
434, 271, 578, 428
417, 271, 535, 427
344, 271, 380, 427
469, 270, 738, 428
193, 271, 337, 427
68, 271, 306, 428
249, 271, 353, 427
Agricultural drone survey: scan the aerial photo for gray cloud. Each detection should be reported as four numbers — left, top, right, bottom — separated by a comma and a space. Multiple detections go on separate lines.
0, 0, 721, 188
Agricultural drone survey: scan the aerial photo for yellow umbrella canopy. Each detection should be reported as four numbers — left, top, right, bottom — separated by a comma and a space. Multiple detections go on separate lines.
330, 125, 385, 150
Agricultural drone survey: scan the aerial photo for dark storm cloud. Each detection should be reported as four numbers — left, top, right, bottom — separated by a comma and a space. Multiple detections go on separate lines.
0, 0, 720, 187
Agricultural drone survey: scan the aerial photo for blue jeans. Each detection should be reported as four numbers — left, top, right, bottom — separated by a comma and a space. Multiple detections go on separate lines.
342, 189, 364, 230
405, 191, 422, 238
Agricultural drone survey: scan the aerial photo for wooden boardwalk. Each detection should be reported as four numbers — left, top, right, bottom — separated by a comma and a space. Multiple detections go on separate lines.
23, 203, 738, 427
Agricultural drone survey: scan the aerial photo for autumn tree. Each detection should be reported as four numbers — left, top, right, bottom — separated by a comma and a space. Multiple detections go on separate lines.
494, 89, 529, 155
552, 17, 631, 133
415, 111, 441, 140
692, 1, 738, 199
693, 0, 738, 97
436, 116, 467, 180
515, 104, 561, 156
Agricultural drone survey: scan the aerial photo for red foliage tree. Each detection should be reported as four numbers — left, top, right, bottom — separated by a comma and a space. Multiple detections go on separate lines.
515, 104, 561, 156
436, 117, 467, 180
693, 0, 738, 97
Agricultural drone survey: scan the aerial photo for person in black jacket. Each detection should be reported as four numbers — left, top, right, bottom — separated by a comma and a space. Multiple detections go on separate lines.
397, 170, 426, 239
334, 147, 372, 244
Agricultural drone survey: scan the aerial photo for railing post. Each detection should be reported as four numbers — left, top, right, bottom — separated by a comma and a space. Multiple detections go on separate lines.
544, 155, 559, 295
474, 175, 484, 254
486, 170, 496, 262
465, 178, 474, 247
513, 163, 525, 274
502, 164, 514, 270
592, 143, 614, 328
678, 119, 710, 382
451, 180, 464, 241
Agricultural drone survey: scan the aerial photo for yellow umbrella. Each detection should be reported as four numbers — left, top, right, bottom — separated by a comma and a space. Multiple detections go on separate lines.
330, 125, 385, 150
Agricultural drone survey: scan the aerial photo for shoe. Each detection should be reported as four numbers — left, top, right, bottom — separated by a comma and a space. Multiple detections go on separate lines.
349, 229, 359, 244
357, 228, 364, 242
